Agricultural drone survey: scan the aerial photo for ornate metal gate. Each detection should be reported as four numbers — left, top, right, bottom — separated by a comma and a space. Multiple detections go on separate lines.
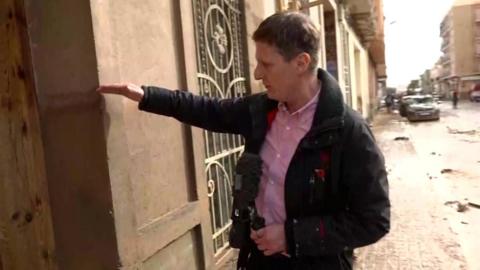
192, 0, 249, 257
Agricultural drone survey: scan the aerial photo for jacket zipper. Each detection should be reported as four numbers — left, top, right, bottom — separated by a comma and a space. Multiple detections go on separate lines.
309, 175, 315, 204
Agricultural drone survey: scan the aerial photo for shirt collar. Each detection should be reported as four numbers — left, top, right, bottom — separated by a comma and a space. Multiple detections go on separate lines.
278, 89, 320, 116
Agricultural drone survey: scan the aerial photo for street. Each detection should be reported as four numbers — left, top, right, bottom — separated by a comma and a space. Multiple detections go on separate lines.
355, 101, 480, 269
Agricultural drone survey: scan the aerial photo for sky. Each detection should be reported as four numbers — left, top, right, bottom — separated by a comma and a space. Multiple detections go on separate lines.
384, 0, 455, 88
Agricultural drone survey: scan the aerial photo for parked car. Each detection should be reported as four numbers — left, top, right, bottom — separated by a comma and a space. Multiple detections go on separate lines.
432, 93, 442, 104
399, 95, 415, 117
470, 89, 480, 102
378, 96, 386, 108
406, 95, 440, 122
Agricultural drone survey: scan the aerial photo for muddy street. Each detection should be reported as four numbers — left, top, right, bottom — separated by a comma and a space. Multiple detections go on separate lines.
355, 101, 480, 269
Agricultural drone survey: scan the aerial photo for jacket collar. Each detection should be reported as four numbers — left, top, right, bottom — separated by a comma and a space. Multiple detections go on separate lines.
292, 68, 346, 149
308, 68, 346, 134
262, 68, 345, 122
248, 68, 346, 152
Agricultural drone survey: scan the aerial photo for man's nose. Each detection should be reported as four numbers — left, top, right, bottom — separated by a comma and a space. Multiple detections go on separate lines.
254, 66, 262, 80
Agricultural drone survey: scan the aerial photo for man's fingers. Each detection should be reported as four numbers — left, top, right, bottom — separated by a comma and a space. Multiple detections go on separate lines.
97, 85, 127, 94
257, 244, 266, 251
253, 237, 262, 245
97, 86, 118, 94
263, 250, 275, 256
250, 228, 265, 240
250, 230, 258, 241
97, 83, 144, 102
281, 252, 290, 258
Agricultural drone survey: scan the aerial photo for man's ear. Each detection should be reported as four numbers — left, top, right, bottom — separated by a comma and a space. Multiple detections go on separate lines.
294, 52, 311, 73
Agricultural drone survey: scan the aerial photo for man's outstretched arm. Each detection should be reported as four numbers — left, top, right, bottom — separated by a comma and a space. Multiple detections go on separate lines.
97, 83, 252, 135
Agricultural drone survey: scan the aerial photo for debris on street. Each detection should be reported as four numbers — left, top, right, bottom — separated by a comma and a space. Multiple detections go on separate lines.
447, 126, 477, 135
461, 139, 479, 143
444, 201, 457, 205
457, 203, 469, 212
444, 200, 469, 212
468, 202, 480, 209
355, 103, 480, 270
441, 168, 453, 174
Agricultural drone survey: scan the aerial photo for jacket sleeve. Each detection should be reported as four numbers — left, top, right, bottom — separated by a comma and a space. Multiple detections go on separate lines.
285, 119, 390, 257
138, 86, 252, 135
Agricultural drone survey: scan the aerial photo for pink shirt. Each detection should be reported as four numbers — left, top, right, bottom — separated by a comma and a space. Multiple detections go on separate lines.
256, 91, 320, 225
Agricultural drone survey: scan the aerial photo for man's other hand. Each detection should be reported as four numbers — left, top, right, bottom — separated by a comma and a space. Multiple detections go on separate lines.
250, 223, 287, 256
97, 83, 144, 102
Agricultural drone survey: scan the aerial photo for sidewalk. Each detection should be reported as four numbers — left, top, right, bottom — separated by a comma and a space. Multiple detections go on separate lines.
354, 111, 468, 269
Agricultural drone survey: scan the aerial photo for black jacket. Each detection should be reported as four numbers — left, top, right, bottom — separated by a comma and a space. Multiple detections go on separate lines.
139, 69, 390, 270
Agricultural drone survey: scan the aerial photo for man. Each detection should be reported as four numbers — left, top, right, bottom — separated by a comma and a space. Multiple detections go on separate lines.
452, 90, 459, 109
385, 93, 394, 113
98, 12, 390, 270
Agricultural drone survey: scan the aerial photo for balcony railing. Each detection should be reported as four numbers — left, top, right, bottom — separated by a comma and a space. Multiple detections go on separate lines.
441, 39, 450, 49
440, 53, 451, 65
343, 0, 377, 44
440, 13, 451, 35
440, 68, 452, 79
476, 43, 480, 56
475, 9, 480, 22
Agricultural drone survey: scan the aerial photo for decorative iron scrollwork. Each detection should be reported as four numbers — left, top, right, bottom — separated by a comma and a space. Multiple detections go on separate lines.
193, 0, 249, 256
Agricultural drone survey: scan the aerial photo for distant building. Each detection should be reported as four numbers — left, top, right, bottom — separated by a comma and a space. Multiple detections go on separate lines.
430, 60, 444, 96
439, 0, 480, 99
420, 69, 434, 94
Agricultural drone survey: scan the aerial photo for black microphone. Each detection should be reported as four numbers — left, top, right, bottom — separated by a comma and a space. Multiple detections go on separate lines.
229, 153, 265, 248
233, 153, 263, 202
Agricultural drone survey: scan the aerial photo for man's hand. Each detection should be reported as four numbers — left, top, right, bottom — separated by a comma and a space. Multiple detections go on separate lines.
97, 83, 144, 102
250, 223, 287, 256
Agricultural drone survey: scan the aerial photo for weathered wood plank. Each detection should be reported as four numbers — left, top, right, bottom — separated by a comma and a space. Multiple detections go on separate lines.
0, 0, 57, 269
138, 201, 202, 263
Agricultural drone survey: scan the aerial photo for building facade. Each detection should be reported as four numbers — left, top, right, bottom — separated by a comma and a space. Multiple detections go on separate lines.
420, 69, 434, 94
439, 0, 480, 98
1, 1, 385, 269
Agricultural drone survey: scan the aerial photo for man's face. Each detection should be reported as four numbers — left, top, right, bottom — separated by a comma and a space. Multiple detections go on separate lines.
254, 42, 298, 102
